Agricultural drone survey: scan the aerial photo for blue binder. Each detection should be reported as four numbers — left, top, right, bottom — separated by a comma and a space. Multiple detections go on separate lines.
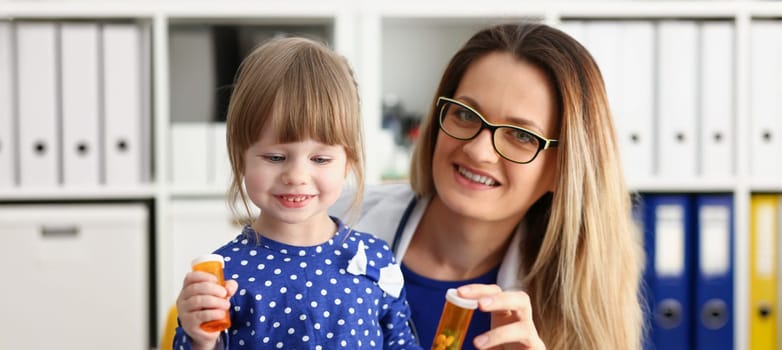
642, 194, 694, 350
693, 194, 734, 350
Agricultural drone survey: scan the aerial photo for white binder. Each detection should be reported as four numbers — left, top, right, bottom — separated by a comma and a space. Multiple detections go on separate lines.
61, 23, 100, 186
0, 22, 14, 187
749, 21, 782, 179
583, 21, 653, 183
102, 23, 150, 185
617, 22, 655, 183
657, 21, 698, 178
699, 22, 735, 179
583, 21, 620, 107
170, 123, 210, 186
16, 22, 59, 187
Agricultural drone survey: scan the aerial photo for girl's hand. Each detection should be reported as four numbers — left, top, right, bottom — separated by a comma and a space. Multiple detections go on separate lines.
176, 271, 239, 350
457, 284, 546, 350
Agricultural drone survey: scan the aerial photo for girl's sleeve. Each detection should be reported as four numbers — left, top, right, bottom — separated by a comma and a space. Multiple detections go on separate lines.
172, 324, 193, 350
172, 325, 229, 350
381, 287, 424, 350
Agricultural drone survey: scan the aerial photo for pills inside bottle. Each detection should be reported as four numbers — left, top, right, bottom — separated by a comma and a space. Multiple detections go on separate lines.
431, 288, 478, 350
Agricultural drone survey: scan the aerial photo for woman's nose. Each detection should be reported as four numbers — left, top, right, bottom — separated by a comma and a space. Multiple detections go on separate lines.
461, 129, 500, 163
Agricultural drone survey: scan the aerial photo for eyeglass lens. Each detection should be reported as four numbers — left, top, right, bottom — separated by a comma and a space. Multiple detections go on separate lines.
440, 101, 541, 163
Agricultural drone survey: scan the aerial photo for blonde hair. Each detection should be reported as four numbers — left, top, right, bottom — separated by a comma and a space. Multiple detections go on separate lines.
225, 37, 364, 224
410, 23, 645, 349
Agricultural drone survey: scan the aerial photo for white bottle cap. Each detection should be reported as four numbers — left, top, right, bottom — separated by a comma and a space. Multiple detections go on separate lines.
191, 253, 225, 267
446, 288, 478, 310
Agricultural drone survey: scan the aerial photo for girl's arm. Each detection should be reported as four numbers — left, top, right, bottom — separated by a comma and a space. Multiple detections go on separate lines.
381, 287, 425, 350
173, 272, 238, 350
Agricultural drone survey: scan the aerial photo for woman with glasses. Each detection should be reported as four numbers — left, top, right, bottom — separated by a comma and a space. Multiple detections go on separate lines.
332, 22, 643, 350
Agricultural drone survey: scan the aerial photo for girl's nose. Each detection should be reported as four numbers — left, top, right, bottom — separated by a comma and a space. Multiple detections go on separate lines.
281, 162, 308, 185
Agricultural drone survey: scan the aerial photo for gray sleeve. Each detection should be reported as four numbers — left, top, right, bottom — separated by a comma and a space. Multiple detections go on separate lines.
329, 184, 360, 219
329, 183, 415, 245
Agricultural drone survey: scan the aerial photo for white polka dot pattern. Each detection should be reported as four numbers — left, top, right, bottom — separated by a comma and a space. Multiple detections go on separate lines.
173, 218, 421, 350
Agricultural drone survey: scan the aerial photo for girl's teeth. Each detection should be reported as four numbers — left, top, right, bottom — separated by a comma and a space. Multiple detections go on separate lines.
457, 167, 496, 186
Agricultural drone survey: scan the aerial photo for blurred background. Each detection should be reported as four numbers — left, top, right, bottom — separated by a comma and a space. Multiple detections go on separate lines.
1, 0, 781, 349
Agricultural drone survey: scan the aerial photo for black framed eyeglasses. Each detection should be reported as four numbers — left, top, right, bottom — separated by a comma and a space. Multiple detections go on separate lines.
436, 96, 558, 164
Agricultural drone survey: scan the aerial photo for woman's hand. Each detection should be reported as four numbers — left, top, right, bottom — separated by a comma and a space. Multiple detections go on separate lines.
176, 271, 238, 350
457, 284, 546, 350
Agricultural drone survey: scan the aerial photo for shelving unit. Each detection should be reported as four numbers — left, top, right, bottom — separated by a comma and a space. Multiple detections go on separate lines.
2, 1, 782, 349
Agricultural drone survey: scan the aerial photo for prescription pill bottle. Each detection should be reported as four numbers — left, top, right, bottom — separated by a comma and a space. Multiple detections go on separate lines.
191, 253, 231, 332
431, 288, 478, 350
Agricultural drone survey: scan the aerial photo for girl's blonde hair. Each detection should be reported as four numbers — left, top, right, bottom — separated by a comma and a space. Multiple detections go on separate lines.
225, 36, 364, 224
410, 23, 645, 349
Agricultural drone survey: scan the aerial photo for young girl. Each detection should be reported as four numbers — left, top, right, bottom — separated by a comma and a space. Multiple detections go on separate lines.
174, 37, 422, 350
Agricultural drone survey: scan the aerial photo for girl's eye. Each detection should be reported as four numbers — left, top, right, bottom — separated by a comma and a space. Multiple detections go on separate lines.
264, 154, 285, 162
312, 156, 331, 165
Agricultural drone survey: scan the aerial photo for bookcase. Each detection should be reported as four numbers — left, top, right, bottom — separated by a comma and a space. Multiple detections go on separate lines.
2, 1, 782, 349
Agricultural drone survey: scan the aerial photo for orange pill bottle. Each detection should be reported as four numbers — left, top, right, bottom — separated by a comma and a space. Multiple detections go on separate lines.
191, 254, 231, 332
431, 288, 478, 350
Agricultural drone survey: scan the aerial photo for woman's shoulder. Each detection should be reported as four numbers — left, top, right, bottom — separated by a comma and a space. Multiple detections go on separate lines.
330, 183, 414, 218
331, 183, 417, 244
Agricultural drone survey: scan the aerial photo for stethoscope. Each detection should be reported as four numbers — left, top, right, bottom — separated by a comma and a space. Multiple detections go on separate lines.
391, 197, 418, 254
391, 197, 422, 343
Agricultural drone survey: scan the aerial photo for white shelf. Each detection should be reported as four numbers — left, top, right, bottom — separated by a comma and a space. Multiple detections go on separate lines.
0, 186, 156, 200
4, 1, 782, 19
630, 178, 741, 193
0, 0, 346, 18
169, 185, 228, 198
748, 180, 782, 193
0, 1, 157, 18
555, 1, 748, 17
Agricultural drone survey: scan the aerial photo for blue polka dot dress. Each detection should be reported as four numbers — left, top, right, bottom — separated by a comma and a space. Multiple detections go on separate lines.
174, 217, 422, 350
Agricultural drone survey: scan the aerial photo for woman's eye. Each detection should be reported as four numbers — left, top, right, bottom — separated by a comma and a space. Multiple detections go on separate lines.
509, 129, 537, 145
454, 108, 479, 122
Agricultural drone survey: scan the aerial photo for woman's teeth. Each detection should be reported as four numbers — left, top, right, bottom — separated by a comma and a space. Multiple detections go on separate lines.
457, 166, 497, 186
